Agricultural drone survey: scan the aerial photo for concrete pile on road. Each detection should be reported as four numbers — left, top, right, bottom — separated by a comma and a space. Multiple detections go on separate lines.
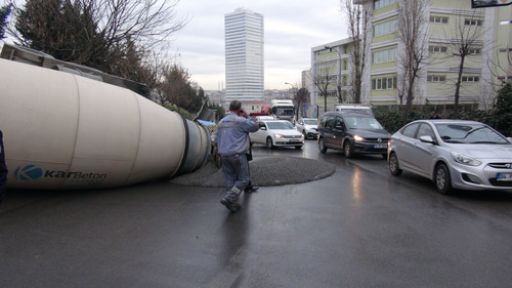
171, 156, 336, 188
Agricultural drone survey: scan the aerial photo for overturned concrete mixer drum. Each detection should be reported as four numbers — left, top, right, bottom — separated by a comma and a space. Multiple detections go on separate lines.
0, 59, 211, 189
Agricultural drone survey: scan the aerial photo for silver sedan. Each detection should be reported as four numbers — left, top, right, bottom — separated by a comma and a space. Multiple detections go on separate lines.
388, 120, 512, 194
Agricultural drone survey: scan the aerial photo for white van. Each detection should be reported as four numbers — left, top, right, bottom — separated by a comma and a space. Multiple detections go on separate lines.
335, 105, 374, 116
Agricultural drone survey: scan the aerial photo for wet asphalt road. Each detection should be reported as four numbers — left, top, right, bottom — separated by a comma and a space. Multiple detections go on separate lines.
2, 141, 512, 287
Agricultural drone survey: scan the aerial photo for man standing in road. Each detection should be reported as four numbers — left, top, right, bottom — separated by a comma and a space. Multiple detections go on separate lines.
216, 101, 259, 212
0, 130, 8, 206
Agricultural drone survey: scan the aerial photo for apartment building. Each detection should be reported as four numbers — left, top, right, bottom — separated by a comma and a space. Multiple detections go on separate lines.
310, 38, 355, 111
311, 0, 512, 109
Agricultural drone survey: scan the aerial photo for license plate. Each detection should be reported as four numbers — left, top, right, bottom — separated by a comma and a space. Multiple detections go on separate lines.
374, 144, 387, 149
496, 173, 512, 182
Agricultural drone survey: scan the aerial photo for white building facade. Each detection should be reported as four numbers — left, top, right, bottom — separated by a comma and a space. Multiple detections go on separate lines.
224, 8, 264, 112
310, 39, 355, 112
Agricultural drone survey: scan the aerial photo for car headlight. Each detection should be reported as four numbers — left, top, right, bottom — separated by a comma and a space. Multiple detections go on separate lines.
275, 134, 283, 139
451, 152, 482, 166
354, 135, 365, 142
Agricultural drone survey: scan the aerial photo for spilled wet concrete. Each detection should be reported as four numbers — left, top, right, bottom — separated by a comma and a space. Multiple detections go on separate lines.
171, 156, 336, 187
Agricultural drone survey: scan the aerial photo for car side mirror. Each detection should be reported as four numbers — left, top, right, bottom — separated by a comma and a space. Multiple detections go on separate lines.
335, 124, 344, 130
260, 126, 267, 130
507, 137, 512, 144
419, 135, 436, 145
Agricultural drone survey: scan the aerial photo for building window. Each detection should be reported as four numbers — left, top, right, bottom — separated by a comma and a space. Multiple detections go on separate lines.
468, 47, 481, 55
461, 76, 480, 82
430, 16, 449, 24
465, 19, 483, 26
372, 47, 397, 64
429, 46, 448, 53
373, 19, 399, 37
499, 48, 512, 53
372, 76, 397, 90
427, 75, 447, 82
374, 0, 398, 10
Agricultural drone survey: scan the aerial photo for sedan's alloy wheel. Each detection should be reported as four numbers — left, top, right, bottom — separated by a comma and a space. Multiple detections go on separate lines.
389, 153, 402, 176
266, 137, 273, 149
435, 164, 452, 194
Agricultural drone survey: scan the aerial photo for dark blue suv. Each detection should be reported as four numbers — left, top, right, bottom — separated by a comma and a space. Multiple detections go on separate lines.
317, 112, 391, 159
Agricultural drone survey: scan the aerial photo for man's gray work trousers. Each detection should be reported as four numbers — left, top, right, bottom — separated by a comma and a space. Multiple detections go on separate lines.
221, 153, 250, 203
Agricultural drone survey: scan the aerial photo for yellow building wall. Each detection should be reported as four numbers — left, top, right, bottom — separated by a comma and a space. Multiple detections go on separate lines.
431, 0, 470, 9
373, 2, 399, 16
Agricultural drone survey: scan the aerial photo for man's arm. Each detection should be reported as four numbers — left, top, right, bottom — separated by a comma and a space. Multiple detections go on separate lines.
240, 119, 259, 133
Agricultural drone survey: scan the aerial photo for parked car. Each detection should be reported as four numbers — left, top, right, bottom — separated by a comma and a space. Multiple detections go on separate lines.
254, 115, 275, 122
388, 120, 512, 194
317, 112, 390, 158
250, 120, 304, 149
296, 118, 319, 139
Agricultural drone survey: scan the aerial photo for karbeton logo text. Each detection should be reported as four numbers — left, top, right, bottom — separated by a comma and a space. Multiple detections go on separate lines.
15, 165, 107, 181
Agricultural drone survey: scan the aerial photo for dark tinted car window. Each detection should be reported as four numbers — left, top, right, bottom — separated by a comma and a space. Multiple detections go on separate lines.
334, 117, 344, 128
326, 118, 336, 129
320, 116, 330, 128
417, 123, 436, 139
401, 123, 420, 138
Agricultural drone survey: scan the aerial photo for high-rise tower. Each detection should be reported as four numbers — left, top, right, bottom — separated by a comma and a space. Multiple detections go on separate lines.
224, 8, 264, 112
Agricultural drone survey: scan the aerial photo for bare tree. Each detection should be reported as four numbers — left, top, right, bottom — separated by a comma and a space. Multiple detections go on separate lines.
294, 87, 311, 119
399, 0, 429, 110
451, 12, 483, 109
0, 1, 13, 40
342, 0, 369, 104
12, 0, 184, 75
313, 68, 333, 113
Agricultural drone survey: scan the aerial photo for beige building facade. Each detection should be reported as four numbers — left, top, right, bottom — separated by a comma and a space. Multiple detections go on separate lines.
311, 0, 512, 109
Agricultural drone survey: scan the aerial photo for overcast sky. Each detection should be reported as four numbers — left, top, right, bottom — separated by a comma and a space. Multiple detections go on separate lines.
172, 0, 348, 90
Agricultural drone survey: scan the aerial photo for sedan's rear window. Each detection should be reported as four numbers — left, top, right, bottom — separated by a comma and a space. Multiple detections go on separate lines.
435, 124, 508, 144
266, 121, 294, 130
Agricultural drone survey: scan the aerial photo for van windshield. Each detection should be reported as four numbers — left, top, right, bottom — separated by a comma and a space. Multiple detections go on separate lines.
344, 117, 383, 130
272, 107, 294, 116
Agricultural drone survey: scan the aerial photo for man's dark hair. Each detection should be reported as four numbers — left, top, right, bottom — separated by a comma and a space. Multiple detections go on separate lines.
229, 100, 242, 111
